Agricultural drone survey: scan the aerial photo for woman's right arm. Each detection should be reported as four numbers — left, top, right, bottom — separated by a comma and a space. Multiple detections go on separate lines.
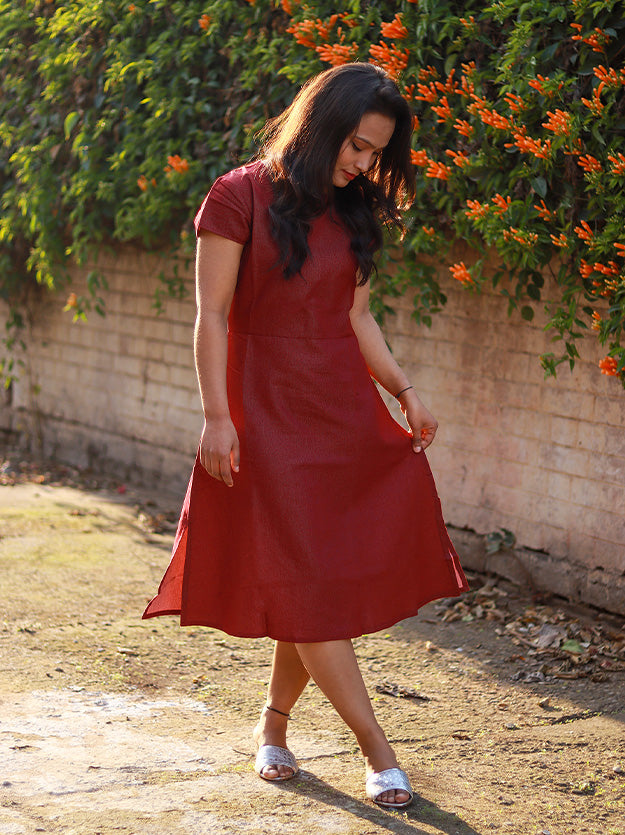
194, 230, 244, 487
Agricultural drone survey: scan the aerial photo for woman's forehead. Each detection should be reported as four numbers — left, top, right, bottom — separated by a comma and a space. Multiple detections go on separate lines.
352, 112, 396, 149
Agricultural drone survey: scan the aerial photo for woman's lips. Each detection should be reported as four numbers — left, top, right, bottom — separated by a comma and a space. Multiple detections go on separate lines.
343, 170, 357, 181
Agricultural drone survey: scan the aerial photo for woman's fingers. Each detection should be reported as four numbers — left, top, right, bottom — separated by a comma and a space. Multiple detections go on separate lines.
199, 418, 240, 486
231, 436, 240, 475
419, 421, 438, 449
219, 452, 235, 487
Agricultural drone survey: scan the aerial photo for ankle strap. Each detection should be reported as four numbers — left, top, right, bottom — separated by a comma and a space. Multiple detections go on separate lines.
265, 704, 291, 719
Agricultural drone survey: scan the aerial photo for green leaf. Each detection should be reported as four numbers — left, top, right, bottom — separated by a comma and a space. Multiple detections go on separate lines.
531, 177, 547, 198
64, 111, 80, 141
561, 639, 584, 655
521, 305, 535, 321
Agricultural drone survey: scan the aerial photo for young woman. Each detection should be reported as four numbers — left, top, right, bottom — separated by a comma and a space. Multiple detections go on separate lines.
143, 62, 468, 810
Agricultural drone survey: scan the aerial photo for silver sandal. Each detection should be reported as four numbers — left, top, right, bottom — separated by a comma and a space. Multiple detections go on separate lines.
366, 767, 413, 809
254, 744, 299, 782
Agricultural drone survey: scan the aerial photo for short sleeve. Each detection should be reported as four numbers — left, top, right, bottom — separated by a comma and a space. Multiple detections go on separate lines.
193, 167, 253, 244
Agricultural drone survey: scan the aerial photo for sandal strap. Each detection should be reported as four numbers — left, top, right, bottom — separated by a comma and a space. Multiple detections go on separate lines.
254, 744, 299, 779
366, 767, 413, 804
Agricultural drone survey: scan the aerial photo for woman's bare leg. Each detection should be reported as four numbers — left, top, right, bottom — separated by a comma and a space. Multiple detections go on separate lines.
295, 639, 409, 806
253, 641, 310, 779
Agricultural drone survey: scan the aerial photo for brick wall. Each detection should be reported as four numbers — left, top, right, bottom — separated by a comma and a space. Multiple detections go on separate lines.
383, 250, 624, 614
1, 247, 624, 613
1, 250, 201, 495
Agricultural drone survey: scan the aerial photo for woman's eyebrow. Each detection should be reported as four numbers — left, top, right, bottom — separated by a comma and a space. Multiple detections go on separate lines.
354, 135, 386, 150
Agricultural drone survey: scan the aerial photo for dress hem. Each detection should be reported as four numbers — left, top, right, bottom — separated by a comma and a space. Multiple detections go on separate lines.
141, 585, 468, 643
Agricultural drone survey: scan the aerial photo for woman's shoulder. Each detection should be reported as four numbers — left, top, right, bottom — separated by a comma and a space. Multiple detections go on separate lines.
213, 159, 272, 199
194, 161, 272, 241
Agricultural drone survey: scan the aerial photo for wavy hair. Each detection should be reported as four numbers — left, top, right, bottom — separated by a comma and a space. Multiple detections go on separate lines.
259, 63, 415, 284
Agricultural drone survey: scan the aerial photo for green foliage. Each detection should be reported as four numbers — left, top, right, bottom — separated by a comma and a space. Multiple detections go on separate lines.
280, 0, 625, 384
0, 0, 294, 320
1, 0, 625, 386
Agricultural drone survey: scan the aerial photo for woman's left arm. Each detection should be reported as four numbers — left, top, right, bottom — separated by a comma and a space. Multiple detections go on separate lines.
349, 281, 438, 452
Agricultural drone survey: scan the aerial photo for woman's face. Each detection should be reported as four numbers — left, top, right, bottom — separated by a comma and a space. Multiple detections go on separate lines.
332, 111, 396, 188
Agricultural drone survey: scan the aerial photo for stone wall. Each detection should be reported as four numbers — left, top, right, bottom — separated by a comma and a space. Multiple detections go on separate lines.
1, 248, 624, 613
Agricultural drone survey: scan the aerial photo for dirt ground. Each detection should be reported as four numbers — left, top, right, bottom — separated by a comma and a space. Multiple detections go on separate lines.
0, 456, 624, 835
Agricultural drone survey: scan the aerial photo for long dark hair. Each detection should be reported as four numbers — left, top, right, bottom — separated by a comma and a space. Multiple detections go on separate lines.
260, 63, 415, 284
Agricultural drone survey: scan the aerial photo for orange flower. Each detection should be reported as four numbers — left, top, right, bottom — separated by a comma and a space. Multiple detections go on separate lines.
579, 260, 594, 279
534, 199, 554, 221
550, 233, 569, 248
425, 161, 451, 180
412, 115, 420, 132
418, 65, 438, 82
614, 242, 625, 256
593, 261, 619, 276
165, 155, 189, 174
380, 14, 407, 40
403, 84, 415, 100
468, 98, 510, 130
314, 14, 339, 40
198, 13, 211, 30
608, 153, 625, 176
369, 42, 409, 80
281, 0, 293, 14
492, 193, 511, 215
542, 109, 572, 136
410, 149, 429, 166
287, 20, 317, 49
128, 3, 137, 12
581, 82, 605, 115
435, 69, 459, 96
422, 226, 435, 237
454, 119, 474, 138
599, 356, 618, 376
504, 92, 526, 113
574, 220, 594, 241
65, 292, 78, 309
431, 96, 453, 123
577, 154, 602, 173
459, 16, 475, 29
414, 82, 438, 103
137, 175, 149, 191
316, 42, 358, 66
450, 262, 473, 285
459, 74, 475, 98
465, 199, 488, 219
503, 228, 538, 247
591, 311, 601, 331
445, 149, 469, 168
593, 66, 619, 87
528, 74, 555, 96
573, 27, 611, 53
506, 132, 552, 160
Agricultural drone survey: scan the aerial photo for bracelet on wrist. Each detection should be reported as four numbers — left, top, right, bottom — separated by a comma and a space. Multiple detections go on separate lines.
395, 385, 413, 400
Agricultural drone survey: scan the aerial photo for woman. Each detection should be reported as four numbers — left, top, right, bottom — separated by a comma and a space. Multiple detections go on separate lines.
143, 62, 468, 810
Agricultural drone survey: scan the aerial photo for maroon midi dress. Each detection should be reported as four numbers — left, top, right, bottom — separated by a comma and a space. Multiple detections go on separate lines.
142, 160, 468, 641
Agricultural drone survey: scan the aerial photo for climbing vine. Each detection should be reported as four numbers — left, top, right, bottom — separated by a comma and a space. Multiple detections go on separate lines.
1, 0, 624, 385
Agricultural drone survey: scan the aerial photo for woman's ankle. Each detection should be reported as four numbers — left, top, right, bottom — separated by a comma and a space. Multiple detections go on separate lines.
356, 726, 399, 772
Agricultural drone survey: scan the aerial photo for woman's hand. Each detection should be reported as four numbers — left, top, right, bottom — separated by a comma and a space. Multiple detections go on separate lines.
398, 389, 438, 453
199, 416, 240, 486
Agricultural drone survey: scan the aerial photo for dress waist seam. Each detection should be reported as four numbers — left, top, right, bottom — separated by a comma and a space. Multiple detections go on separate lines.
228, 330, 354, 340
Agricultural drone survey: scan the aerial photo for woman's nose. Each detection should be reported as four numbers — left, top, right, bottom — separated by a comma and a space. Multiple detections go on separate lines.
356, 152, 374, 171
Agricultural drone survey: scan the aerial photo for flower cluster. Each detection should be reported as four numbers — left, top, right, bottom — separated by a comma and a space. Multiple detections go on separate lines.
164, 154, 189, 175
